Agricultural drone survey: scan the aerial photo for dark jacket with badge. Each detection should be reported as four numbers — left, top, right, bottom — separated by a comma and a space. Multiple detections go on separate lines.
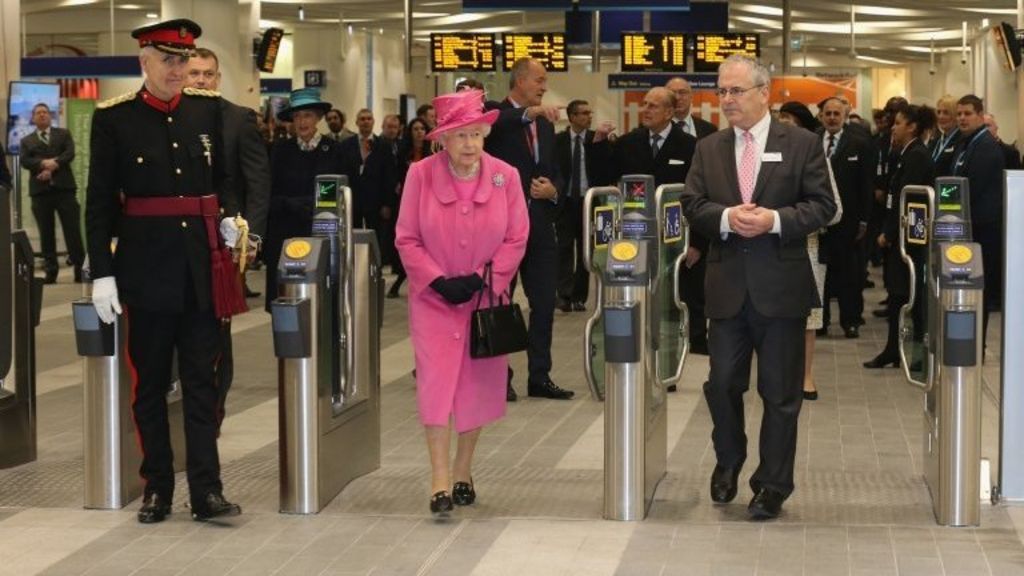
952, 127, 1005, 227
822, 129, 875, 244
883, 139, 934, 297
85, 88, 236, 313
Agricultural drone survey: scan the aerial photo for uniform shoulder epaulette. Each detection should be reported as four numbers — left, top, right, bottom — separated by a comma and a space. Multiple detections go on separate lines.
96, 91, 137, 109
183, 87, 221, 98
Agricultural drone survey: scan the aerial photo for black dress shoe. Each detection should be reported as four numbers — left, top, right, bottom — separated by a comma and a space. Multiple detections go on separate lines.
872, 308, 890, 318
748, 488, 785, 520
528, 379, 574, 399
666, 383, 677, 393
73, 266, 84, 283
386, 284, 401, 299
138, 494, 172, 524
689, 340, 709, 356
803, 390, 819, 401
571, 301, 586, 312
815, 327, 828, 337
43, 272, 58, 285
556, 298, 572, 313
710, 464, 741, 503
452, 480, 476, 506
864, 279, 876, 288
190, 492, 241, 521
843, 326, 859, 339
430, 491, 453, 516
863, 354, 899, 369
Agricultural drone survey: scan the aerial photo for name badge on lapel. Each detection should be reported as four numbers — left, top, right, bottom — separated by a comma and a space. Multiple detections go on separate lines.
847, 155, 859, 161
668, 159, 686, 165
762, 152, 782, 162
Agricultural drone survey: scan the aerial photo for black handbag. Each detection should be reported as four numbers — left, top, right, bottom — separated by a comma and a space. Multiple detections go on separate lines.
469, 263, 528, 359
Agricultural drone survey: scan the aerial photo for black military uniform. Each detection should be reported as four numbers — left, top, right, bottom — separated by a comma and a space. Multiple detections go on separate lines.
85, 18, 242, 524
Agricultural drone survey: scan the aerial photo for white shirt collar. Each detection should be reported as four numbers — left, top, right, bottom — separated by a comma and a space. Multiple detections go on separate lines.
297, 133, 323, 152
733, 111, 771, 141
651, 123, 673, 142
570, 128, 587, 139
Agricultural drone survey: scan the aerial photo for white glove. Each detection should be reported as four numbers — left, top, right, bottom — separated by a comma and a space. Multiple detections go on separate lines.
220, 217, 240, 247
92, 276, 122, 324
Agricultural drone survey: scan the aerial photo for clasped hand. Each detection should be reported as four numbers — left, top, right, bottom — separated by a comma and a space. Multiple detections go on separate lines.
728, 203, 774, 238
430, 274, 484, 304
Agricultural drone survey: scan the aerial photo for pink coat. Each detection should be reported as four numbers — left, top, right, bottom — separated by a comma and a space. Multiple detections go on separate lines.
395, 152, 529, 432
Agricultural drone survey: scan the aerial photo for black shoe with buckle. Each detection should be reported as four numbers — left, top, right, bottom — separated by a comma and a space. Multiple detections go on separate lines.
138, 493, 172, 524
430, 491, 454, 516
452, 480, 476, 506
191, 492, 241, 521
528, 379, 574, 400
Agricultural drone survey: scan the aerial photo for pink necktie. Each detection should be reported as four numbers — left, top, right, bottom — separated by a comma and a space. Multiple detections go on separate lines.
738, 130, 756, 203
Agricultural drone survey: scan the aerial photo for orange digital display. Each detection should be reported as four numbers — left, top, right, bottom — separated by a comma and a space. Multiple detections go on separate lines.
694, 33, 760, 73
620, 32, 687, 73
430, 33, 496, 72
502, 33, 567, 71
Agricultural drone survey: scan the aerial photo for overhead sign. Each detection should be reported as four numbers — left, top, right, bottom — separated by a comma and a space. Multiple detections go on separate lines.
693, 33, 760, 73
621, 32, 687, 72
502, 33, 567, 71
430, 33, 496, 72
464, 0, 687, 10
607, 73, 716, 90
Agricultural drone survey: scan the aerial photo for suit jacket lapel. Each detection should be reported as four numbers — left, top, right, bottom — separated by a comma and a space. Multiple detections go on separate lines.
751, 121, 784, 204
720, 130, 742, 205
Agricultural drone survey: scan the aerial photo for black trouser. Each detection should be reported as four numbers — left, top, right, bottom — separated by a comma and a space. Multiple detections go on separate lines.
679, 256, 707, 346
555, 197, 588, 304
705, 297, 805, 497
215, 322, 233, 428
975, 224, 1002, 354
30, 189, 84, 273
822, 238, 865, 329
126, 299, 223, 505
517, 206, 557, 384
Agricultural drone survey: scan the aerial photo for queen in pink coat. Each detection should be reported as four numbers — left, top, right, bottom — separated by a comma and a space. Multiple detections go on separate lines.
395, 89, 529, 517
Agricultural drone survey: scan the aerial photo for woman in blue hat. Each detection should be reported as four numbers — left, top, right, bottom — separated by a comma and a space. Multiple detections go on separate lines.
264, 88, 345, 308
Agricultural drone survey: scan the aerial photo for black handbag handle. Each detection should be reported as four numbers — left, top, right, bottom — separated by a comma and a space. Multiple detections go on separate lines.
473, 262, 510, 311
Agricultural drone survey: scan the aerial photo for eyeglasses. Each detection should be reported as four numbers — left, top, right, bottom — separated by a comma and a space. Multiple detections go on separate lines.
715, 84, 764, 98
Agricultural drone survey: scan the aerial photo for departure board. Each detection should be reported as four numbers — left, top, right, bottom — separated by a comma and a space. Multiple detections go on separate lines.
502, 33, 567, 71
693, 33, 760, 73
430, 33, 496, 72
620, 32, 687, 72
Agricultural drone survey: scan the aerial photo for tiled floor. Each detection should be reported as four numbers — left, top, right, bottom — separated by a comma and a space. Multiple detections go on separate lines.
1, 263, 1022, 576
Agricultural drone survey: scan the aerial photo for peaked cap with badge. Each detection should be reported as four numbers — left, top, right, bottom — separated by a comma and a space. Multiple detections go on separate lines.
131, 18, 202, 55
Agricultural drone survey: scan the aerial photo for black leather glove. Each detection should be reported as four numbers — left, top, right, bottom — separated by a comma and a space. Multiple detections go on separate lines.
453, 273, 484, 293
429, 276, 475, 304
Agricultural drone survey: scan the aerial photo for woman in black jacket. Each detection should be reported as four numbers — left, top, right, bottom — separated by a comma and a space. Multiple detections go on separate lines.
386, 117, 434, 298
864, 104, 936, 368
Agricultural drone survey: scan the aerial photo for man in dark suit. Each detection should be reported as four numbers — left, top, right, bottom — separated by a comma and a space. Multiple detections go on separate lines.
666, 77, 717, 139
954, 95, 1006, 353
819, 97, 874, 338
340, 108, 398, 238
19, 102, 85, 283
554, 99, 601, 312
681, 55, 835, 520
485, 57, 572, 401
187, 47, 271, 428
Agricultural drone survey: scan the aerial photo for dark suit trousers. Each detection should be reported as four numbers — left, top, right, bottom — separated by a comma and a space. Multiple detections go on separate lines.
823, 237, 865, 328
679, 258, 707, 346
555, 197, 589, 303
519, 204, 558, 383
705, 296, 805, 497
125, 296, 223, 504
215, 322, 233, 428
30, 189, 85, 272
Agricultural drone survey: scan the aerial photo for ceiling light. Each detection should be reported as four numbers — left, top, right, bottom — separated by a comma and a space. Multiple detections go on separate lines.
298, 5, 304, 21
856, 54, 900, 65
145, 12, 158, 19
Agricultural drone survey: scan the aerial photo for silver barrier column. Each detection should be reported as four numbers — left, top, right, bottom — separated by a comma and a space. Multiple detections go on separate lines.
73, 281, 188, 509
0, 184, 39, 469
999, 171, 1024, 501
931, 242, 985, 526
602, 239, 660, 520
583, 186, 623, 401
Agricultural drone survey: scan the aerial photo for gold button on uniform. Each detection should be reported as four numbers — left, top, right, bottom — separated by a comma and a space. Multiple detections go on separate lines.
136, 156, 143, 164
172, 142, 179, 149
167, 117, 173, 123
181, 221, 188, 228
175, 168, 182, 175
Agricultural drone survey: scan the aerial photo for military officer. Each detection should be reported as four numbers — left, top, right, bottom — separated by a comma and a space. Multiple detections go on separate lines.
85, 18, 244, 524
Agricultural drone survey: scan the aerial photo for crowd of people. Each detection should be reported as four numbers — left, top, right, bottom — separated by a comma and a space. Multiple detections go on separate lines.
2, 16, 1014, 525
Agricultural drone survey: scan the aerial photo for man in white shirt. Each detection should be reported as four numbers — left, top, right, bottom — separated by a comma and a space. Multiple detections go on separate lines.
681, 55, 836, 520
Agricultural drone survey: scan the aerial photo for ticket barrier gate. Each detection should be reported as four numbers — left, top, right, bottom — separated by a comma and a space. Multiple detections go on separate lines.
0, 185, 41, 469
898, 177, 985, 526
582, 176, 689, 521
72, 276, 188, 509
271, 179, 382, 514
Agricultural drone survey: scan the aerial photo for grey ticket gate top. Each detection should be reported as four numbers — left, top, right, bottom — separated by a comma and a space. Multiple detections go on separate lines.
0, 185, 39, 469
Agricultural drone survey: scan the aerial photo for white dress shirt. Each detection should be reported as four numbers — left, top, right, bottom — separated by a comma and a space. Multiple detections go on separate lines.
822, 128, 843, 157
720, 111, 781, 236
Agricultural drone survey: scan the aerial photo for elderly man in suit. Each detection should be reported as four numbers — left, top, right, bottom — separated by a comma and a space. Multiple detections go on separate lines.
666, 77, 717, 139
819, 97, 874, 338
485, 57, 573, 402
20, 102, 86, 283
682, 55, 835, 520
